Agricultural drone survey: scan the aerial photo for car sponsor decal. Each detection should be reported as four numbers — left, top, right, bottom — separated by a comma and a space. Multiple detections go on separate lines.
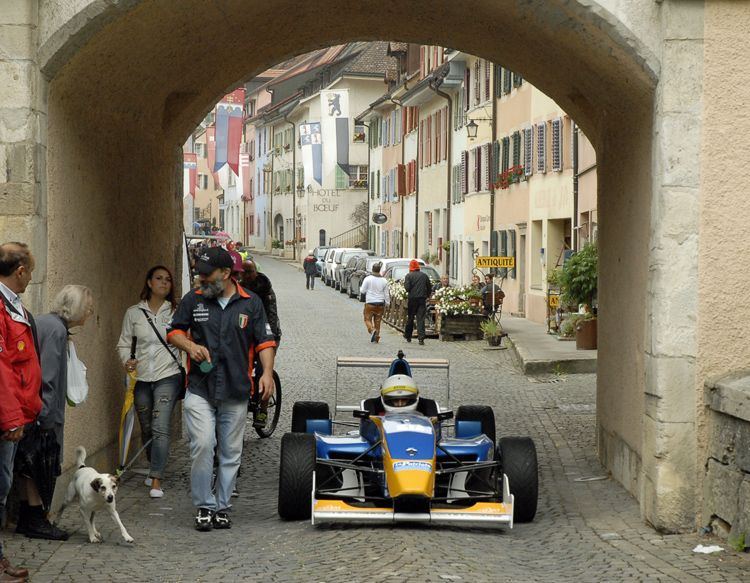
393, 461, 432, 473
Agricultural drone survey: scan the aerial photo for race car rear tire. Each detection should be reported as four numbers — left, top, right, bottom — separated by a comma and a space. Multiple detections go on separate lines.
278, 433, 317, 520
499, 436, 538, 523
291, 401, 330, 433
456, 405, 496, 445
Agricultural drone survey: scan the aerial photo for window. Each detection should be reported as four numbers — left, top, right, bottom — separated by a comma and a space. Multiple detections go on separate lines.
551, 117, 563, 172
348, 165, 368, 189
247, 100, 256, 118
524, 126, 534, 176
198, 173, 208, 189
536, 122, 547, 174
354, 123, 366, 143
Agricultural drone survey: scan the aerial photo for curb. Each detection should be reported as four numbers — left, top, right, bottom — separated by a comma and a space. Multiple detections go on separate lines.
507, 335, 597, 375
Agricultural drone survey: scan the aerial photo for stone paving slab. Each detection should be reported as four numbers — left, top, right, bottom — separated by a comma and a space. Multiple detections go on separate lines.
3, 255, 748, 582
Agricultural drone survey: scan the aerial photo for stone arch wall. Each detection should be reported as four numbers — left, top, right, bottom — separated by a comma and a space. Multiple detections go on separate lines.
4, 0, 708, 531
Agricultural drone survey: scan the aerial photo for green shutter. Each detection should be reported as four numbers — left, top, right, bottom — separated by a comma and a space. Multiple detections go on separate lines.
503, 69, 512, 94
377, 170, 381, 198
492, 140, 500, 184
513, 131, 521, 167
490, 231, 499, 276
500, 231, 508, 278
502, 137, 510, 173
495, 64, 503, 97
371, 171, 375, 199
508, 229, 516, 278
336, 166, 348, 190
513, 72, 522, 87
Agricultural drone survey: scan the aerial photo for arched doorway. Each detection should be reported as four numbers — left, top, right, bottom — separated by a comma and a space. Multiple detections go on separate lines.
35, 0, 701, 531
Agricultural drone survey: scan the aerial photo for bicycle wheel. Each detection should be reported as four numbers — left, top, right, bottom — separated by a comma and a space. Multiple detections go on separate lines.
254, 370, 282, 438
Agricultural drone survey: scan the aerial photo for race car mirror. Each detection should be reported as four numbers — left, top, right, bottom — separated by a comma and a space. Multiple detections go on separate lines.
437, 411, 454, 421
353, 409, 369, 419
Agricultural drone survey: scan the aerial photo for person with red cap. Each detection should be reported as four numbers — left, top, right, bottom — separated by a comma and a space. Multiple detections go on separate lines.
403, 259, 432, 345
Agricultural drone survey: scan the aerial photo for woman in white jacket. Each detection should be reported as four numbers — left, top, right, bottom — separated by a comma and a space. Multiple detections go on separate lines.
117, 265, 182, 498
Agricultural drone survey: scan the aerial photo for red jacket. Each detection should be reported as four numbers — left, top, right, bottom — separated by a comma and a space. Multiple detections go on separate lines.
0, 299, 42, 431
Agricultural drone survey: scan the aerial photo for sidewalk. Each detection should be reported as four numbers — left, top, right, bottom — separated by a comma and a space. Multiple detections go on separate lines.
501, 314, 597, 375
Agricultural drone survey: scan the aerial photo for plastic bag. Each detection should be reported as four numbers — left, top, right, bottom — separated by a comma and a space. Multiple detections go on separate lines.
66, 340, 89, 406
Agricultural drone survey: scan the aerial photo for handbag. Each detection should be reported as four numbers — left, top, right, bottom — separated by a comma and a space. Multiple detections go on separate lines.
140, 309, 187, 399
66, 340, 89, 406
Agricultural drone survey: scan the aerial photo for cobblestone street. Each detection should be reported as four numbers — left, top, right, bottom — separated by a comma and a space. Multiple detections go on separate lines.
5, 256, 748, 582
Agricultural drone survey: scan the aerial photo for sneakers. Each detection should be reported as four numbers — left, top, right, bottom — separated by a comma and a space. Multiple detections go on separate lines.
371, 330, 377, 342
253, 410, 268, 428
144, 477, 153, 487
150, 488, 164, 498
212, 512, 232, 529
231, 485, 240, 498
195, 508, 213, 531
419, 339, 425, 345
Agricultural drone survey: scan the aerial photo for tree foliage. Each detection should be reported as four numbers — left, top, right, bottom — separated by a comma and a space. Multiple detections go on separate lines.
349, 201, 369, 226
558, 241, 598, 309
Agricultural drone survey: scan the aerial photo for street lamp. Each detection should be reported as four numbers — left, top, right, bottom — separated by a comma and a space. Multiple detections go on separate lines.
466, 119, 479, 139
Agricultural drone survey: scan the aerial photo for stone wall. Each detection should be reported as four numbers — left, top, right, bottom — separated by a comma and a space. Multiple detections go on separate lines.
703, 372, 750, 539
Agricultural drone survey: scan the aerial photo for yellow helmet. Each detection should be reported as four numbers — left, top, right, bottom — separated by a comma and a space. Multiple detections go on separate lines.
380, 374, 419, 413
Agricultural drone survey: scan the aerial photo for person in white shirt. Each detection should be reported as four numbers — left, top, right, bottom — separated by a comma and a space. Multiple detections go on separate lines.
359, 262, 390, 343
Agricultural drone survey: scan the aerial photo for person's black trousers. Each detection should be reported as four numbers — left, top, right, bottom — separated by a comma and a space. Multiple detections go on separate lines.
405, 297, 427, 341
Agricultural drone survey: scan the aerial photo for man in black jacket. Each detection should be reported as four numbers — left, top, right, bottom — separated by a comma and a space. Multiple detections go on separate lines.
403, 260, 431, 345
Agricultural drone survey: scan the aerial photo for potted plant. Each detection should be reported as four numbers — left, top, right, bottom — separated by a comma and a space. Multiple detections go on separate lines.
479, 318, 504, 346
557, 241, 598, 349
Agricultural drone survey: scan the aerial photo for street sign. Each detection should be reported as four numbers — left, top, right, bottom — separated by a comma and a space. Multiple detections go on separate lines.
549, 294, 560, 307
476, 256, 515, 269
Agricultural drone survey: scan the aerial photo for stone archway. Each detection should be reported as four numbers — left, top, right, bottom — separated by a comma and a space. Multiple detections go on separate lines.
18, 0, 706, 532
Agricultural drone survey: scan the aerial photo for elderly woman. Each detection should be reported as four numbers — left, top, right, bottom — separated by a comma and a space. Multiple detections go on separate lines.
15, 284, 93, 541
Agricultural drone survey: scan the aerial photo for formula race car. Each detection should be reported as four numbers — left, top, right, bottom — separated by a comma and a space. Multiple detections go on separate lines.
277, 351, 538, 527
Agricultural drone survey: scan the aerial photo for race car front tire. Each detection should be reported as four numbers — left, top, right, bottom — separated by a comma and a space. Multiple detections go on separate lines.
456, 405, 496, 445
498, 436, 538, 523
278, 433, 317, 520
291, 401, 330, 433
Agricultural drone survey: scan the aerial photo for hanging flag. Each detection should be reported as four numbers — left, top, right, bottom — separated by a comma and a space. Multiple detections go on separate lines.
300, 122, 322, 187
320, 89, 349, 183
183, 153, 197, 198
214, 89, 245, 175
239, 153, 251, 200
206, 126, 222, 189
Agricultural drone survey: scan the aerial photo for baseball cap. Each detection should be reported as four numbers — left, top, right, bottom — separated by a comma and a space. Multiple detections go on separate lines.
194, 247, 234, 274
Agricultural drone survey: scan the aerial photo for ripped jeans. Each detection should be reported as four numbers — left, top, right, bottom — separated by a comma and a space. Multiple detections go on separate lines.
133, 373, 182, 479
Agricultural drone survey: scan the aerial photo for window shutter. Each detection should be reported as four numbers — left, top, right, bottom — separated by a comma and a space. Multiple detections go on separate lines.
435, 109, 441, 163
502, 136, 510, 174
495, 64, 503, 98
513, 131, 521, 167
536, 122, 547, 174
508, 229, 516, 278
389, 168, 396, 201
484, 143, 491, 191
513, 72, 522, 87
490, 230, 498, 267
461, 150, 468, 195
485, 60, 491, 102
420, 45, 426, 78
503, 68, 512, 95
371, 170, 375, 199
464, 68, 471, 112
551, 117, 563, 171
500, 230, 508, 277
524, 126, 534, 176
492, 140, 500, 185
420, 119, 424, 168
474, 60, 481, 105
426, 115, 432, 166
443, 106, 448, 161
377, 169, 381, 200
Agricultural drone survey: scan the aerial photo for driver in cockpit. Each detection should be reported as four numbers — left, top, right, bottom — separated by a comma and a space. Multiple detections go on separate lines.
380, 375, 420, 414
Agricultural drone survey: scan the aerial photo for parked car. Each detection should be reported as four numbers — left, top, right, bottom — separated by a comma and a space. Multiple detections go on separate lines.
311, 245, 337, 276
339, 253, 372, 294
378, 257, 426, 277
347, 256, 386, 301
384, 263, 440, 283
320, 247, 339, 284
335, 249, 375, 291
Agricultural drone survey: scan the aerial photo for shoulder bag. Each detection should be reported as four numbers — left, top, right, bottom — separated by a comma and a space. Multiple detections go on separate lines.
140, 308, 187, 399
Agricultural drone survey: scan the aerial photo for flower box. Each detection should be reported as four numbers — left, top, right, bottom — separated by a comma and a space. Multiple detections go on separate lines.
436, 313, 485, 341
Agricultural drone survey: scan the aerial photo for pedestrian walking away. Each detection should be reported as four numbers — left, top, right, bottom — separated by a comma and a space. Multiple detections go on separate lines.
403, 259, 431, 346
0, 242, 41, 583
167, 246, 276, 532
302, 250, 317, 290
359, 261, 390, 343
117, 266, 182, 500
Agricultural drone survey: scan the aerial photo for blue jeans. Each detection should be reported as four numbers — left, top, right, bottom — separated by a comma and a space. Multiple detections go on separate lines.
306, 273, 315, 289
0, 439, 19, 559
184, 391, 246, 513
133, 373, 181, 480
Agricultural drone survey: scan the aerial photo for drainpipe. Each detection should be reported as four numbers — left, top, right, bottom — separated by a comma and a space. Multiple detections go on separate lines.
428, 78, 452, 270
284, 113, 297, 261
490, 68, 497, 241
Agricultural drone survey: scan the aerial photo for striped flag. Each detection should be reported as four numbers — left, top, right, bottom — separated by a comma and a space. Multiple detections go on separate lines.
183, 153, 197, 198
206, 126, 222, 189
300, 122, 322, 187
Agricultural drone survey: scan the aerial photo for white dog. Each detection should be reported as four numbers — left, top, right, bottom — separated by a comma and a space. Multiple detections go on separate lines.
53, 446, 134, 543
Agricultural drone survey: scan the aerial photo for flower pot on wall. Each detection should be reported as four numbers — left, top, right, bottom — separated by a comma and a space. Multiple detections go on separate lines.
575, 318, 597, 350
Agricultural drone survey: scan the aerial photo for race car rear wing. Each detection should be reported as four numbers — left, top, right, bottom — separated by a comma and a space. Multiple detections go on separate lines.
334, 353, 451, 416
